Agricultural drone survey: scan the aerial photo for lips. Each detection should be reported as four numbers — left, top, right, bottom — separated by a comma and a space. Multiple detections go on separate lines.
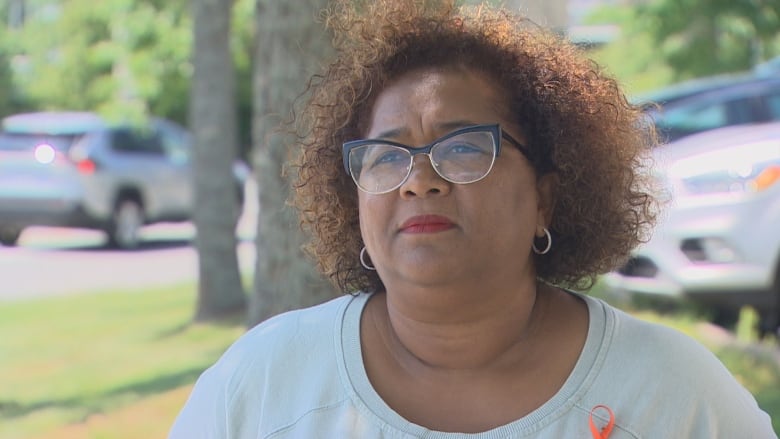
399, 215, 456, 233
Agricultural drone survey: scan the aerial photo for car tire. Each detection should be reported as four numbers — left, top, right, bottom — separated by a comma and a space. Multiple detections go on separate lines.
107, 199, 144, 249
0, 227, 22, 246
711, 306, 739, 330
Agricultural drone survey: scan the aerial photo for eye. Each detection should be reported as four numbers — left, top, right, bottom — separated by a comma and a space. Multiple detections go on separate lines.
449, 142, 483, 154
438, 141, 487, 157
368, 148, 408, 167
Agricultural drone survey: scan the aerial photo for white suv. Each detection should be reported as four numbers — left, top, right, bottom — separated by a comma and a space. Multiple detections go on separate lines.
0, 112, 247, 249
604, 122, 780, 329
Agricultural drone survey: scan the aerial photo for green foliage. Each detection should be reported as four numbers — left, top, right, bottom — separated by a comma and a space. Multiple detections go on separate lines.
736, 306, 761, 344
637, 0, 780, 80
581, 5, 631, 24
582, 5, 675, 96
4, 0, 192, 123
1, 0, 255, 131
583, 0, 780, 94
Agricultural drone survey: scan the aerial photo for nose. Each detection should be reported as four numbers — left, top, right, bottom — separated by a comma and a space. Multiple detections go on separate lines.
399, 154, 451, 198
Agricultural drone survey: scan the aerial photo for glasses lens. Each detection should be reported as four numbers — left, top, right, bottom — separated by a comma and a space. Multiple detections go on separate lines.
349, 144, 412, 193
431, 131, 497, 183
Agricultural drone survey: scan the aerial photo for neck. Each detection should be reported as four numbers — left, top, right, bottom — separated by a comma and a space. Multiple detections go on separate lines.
370, 276, 547, 372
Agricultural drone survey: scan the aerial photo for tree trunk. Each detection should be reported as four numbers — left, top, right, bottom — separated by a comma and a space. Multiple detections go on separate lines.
191, 0, 246, 321
249, 0, 336, 326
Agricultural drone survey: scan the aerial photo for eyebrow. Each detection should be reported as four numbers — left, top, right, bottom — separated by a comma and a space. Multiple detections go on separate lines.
372, 120, 478, 141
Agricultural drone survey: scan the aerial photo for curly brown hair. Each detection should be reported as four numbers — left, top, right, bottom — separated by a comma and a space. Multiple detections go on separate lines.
292, 0, 659, 294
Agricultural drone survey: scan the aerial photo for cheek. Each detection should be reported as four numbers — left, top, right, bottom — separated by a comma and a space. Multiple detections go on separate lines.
479, 175, 539, 228
358, 194, 389, 243
357, 195, 369, 240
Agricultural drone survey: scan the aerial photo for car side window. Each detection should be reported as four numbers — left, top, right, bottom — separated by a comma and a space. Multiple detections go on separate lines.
659, 102, 727, 133
724, 98, 755, 124
658, 97, 755, 137
110, 128, 165, 155
157, 125, 190, 164
766, 93, 780, 119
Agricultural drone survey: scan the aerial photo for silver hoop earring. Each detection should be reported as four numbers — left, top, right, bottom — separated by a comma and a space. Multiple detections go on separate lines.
360, 246, 376, 271
532, 227, 552, 255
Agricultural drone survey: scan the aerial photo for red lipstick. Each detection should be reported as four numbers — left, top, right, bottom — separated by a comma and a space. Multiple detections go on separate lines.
399, 215, 455, 233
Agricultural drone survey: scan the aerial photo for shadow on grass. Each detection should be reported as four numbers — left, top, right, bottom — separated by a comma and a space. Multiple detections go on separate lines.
0, 366, 204, 420
154, 313, 247, 340
153, 322, 191, 338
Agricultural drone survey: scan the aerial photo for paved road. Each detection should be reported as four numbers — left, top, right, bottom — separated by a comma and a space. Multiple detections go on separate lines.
0, 181, 258, 301
0, 224, 256, 301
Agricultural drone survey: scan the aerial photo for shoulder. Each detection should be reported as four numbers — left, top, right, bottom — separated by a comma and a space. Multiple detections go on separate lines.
169, 294, 361, 439
233, 294, 352, 350
216, 294, 356, 386
603, 302, 730, 383
606, 303, 714, 362
579, 297, 775, 438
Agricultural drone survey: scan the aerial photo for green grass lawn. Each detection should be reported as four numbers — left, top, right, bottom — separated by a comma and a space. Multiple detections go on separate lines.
1, 285, 778, 438
0, 284, 244, 439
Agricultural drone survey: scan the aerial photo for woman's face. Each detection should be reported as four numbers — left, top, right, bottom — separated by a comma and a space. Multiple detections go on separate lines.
358, 67, 554, 287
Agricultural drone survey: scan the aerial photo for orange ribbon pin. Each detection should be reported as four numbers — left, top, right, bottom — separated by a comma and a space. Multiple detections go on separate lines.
589, 405, 615, 439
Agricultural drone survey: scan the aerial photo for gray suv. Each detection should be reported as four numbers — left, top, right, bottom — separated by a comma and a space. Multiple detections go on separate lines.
0, 111, 247, 249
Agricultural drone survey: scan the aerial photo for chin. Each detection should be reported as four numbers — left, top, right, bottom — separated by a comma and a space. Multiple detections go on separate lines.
394, 263, 467, 287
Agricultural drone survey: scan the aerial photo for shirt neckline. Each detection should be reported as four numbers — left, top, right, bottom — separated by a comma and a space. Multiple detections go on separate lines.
336, 291, 612, 438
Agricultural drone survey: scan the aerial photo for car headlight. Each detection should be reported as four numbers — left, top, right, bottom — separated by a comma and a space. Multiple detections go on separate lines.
669, 141, 780, 195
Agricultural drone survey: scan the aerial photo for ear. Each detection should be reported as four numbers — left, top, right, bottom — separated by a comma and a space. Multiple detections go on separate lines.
535, 172, 558, 237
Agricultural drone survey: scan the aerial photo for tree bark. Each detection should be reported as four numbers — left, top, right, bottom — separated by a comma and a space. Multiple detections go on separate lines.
249, 0, 336, 326
191, 0, 247, 321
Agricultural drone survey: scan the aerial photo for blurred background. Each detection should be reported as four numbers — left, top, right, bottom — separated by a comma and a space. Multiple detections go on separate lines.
0, 0, 779, 437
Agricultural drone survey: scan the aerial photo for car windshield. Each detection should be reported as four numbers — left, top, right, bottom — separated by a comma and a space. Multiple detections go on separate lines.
0, 132, 81, 152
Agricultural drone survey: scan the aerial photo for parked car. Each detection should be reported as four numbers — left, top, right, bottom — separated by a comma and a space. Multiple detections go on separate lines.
0, 111, 248, 249
635, 73, 780, 143
754, 55, 780, 76
604, 122, 780, 330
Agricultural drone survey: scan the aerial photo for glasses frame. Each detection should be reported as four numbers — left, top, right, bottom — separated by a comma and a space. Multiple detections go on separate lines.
342, 124, 531, 194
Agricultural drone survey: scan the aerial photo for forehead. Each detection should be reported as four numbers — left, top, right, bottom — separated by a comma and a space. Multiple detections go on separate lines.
366, 67, 508, 138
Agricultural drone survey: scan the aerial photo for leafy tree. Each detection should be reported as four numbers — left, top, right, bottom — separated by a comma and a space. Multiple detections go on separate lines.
584, 5, 675, 96
190, 0, 246, 320
638, 0, 780, 80
5, 0, 192, 124
3, 0, 257, 155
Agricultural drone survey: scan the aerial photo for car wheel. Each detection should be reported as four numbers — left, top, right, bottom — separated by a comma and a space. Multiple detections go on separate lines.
0, 227, 22, 246
711, 306, 739, 330
107, 199, 144, 249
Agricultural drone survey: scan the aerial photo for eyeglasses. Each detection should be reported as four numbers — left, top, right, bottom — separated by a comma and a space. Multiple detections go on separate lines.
342, 124, 531, 194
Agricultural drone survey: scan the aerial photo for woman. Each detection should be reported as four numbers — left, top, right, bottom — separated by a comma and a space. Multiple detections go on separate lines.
170, 1, 776, 437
